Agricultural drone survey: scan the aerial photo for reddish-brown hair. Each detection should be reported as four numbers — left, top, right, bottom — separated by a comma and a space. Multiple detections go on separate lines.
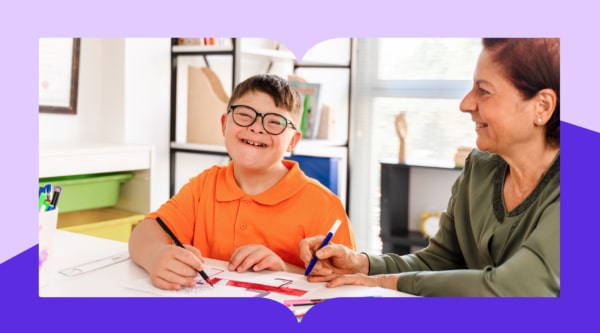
483, 38, 560, 146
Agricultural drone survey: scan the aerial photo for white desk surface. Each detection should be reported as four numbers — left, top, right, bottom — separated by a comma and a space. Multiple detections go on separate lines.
40, 230, 151, 297
41, 230, 415, 298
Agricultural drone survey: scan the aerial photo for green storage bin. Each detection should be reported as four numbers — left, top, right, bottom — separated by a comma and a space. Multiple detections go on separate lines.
39, 172, 134, 213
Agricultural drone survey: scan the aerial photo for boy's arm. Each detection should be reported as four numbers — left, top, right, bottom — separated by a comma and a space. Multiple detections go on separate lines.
128, 218, 205, 290
128, 218, 171, 273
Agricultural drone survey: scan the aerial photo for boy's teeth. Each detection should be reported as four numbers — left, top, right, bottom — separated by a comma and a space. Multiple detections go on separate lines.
244, 139, 265, 147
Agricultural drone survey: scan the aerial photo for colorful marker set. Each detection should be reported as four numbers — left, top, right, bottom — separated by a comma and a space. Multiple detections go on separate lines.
39, 184, 62, 212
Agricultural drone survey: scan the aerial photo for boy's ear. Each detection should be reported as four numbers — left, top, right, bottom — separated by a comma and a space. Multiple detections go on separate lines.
286, 130, 302, 152
221, 113, 227, 135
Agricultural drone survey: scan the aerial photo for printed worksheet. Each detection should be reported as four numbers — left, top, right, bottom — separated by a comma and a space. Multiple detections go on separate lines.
123, 258, 322, 301
124, 258, 415, 303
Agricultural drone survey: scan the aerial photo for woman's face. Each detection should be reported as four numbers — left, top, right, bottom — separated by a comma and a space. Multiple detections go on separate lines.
459, 49, 538, 155
221, 91, 301, 172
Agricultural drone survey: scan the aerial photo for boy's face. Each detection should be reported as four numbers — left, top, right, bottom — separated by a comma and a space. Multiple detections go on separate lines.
221, 91, 302, 171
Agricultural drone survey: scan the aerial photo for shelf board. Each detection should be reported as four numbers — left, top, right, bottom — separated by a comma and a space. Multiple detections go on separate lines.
172, 45, 233, 53
240, 47, 296, 60
292, 139, 348, 158
170, 142, 228, 155
295, 61, 351, 68
170, 140, 348, 159
57, 208, 142, 229
39, 142, 153, 178
380, 158, 461, 170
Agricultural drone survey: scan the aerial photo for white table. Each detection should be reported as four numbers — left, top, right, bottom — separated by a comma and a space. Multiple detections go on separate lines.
41, 230, 415, 299
40, 230, 152, 297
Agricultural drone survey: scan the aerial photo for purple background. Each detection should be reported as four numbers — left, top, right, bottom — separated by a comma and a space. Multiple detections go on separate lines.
2, 1, 598, 331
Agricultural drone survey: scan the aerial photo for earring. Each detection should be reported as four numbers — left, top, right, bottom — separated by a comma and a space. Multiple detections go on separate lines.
537, 118, 543, 124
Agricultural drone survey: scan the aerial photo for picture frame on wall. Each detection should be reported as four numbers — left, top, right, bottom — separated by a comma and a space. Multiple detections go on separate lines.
39, 38, 80, 114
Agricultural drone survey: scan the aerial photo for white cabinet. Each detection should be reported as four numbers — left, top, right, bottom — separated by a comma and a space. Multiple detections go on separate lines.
39, 142, 154, 242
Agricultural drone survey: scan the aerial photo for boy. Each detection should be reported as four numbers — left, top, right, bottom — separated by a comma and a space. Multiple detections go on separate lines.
129, 74, 356, 290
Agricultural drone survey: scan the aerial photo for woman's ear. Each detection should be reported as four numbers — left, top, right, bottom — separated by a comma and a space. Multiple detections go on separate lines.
535, 88, 558, 125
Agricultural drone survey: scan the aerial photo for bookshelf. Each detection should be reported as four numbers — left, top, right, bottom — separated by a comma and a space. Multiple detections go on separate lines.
168, 38, 236, 196
168, 38, 354, 208
291, 39, 354, 207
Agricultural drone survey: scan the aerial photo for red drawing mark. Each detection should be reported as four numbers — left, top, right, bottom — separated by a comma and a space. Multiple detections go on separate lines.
226, 280, 307, 297
203, 277, 221, 285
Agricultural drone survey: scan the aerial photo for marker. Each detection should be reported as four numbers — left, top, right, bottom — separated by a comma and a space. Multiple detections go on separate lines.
155, 216, 213, 287
50, 186, 62, 208
304, 219, 342, 276
38, 193, 48, 212
283, 298, 325, 307
44, 184, 51, 196
38, 185, 46, 197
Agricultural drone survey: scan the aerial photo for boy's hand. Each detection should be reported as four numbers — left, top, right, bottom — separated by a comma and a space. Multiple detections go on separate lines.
147, 244, 206, 290
229, 244, 286, 272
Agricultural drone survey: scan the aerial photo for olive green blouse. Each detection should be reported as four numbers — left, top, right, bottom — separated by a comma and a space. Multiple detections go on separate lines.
368, 149, 560, 296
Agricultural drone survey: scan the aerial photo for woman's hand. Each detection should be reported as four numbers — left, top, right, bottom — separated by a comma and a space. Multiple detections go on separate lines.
299, 235, 369, 278
322, 273, 400, 290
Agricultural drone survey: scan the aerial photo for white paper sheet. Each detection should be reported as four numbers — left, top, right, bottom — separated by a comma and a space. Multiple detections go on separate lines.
124, 258, 417, 301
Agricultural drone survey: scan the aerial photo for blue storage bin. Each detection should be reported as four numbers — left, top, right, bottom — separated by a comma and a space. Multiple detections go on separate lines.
286, 155, 338, 195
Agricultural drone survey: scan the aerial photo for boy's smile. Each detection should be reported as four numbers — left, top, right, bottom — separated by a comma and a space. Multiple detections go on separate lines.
221, 91, 301, 173
242, 139, 267, 148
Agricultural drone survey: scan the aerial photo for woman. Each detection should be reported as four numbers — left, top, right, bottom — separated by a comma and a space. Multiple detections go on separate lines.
299, 38, 560, 296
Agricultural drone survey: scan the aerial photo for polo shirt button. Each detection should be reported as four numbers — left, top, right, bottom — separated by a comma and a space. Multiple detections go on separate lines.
240, 223, 247, 230
243, 200, 250, 205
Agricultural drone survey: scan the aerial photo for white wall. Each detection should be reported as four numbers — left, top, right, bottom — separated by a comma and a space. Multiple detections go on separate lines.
39, 39, 122, 143
123, 38, 171, 210
408, 167, 461, 230
39, 38, 171, 211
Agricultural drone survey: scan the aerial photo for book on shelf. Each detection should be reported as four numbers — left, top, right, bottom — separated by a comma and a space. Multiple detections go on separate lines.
288, 75, 322, 139
316, 104, 335, 140
177, 38, 232, 47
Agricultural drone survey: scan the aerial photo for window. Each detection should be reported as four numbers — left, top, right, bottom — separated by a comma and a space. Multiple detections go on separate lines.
349, 38, 482, 253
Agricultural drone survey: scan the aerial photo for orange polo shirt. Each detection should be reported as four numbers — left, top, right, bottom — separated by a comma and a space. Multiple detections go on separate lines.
147, 160, 356, 268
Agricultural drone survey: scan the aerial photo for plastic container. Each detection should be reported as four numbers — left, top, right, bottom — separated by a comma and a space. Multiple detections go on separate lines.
39, 172, 134, 213
61, 213, 144, 243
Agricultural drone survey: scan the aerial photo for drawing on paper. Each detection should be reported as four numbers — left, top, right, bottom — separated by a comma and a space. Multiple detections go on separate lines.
225, 278, 306, 297
125, 261, 312, 298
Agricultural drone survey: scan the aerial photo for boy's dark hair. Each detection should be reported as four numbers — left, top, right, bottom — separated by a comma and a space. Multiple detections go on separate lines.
228, 74, 302, 122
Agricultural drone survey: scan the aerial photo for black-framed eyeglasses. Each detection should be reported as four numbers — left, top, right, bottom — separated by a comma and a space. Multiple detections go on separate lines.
227, 104, 297, 135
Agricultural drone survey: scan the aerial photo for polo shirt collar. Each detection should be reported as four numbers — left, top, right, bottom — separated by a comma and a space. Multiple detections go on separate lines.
216, 160, 307, 205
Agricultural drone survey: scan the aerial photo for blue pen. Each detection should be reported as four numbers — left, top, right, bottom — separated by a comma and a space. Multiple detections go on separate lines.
304, 219, 342, 276
39, 184, 51, 198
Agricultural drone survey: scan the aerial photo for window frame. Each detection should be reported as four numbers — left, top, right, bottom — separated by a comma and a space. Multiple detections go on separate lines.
349, 38, 481, 253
